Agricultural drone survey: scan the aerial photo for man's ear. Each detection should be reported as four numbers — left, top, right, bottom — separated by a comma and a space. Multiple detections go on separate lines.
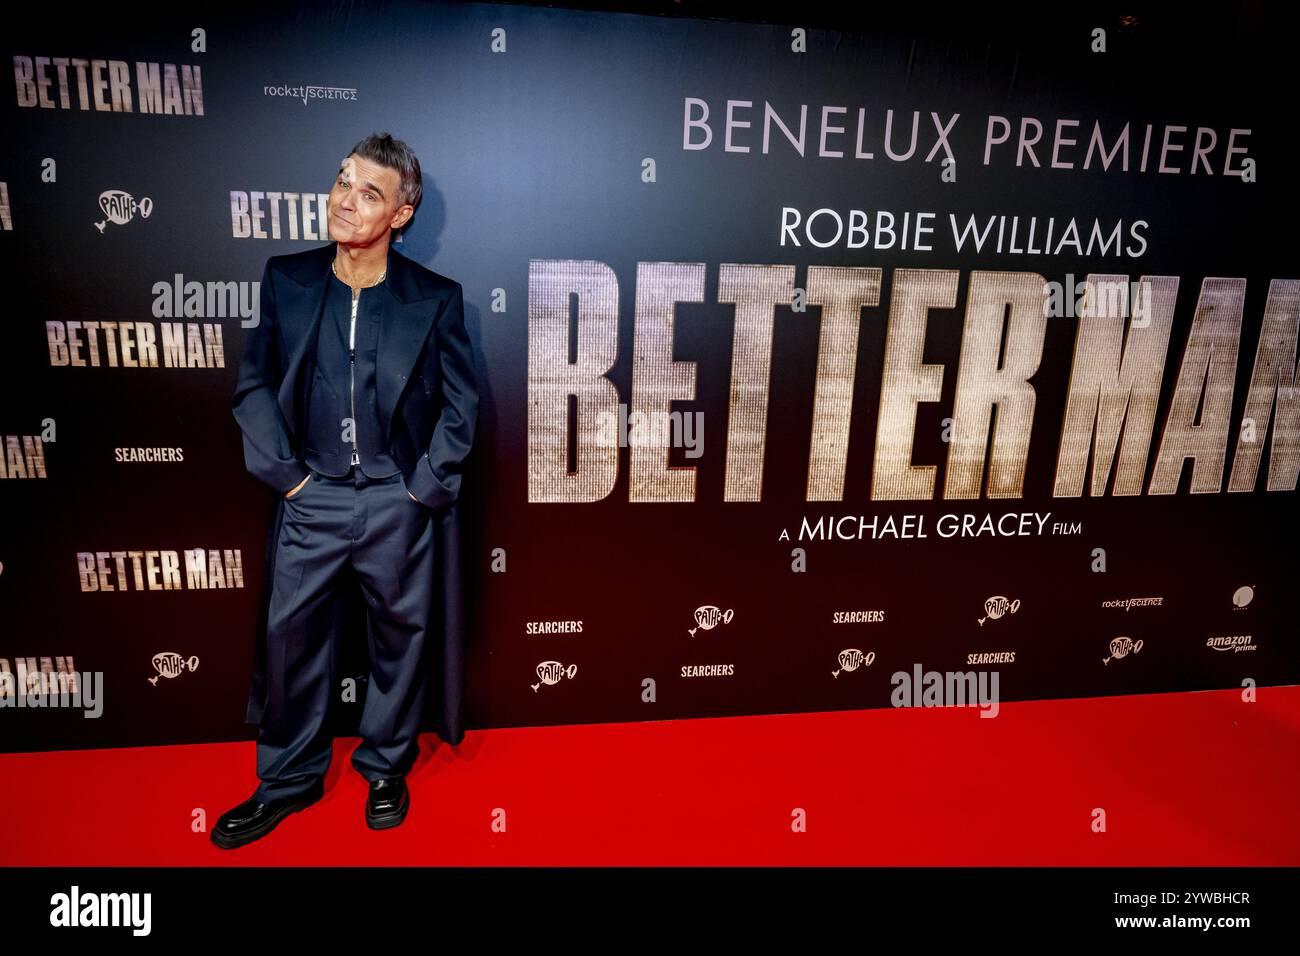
392, 205, 414, 230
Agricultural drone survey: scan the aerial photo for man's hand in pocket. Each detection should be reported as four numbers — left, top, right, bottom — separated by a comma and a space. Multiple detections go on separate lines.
285, 474, 311, 499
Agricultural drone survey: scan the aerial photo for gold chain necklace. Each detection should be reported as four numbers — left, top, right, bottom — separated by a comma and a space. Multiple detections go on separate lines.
331, 256, 387, 288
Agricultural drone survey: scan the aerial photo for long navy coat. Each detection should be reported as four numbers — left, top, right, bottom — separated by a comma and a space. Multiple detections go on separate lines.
232, 241, 478, 748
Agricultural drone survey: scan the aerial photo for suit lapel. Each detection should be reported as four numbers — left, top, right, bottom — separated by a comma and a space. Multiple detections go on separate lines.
276, 241, 437, 449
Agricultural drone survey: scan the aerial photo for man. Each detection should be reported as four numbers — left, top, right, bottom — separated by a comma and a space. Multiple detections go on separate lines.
214, 132, 478, 849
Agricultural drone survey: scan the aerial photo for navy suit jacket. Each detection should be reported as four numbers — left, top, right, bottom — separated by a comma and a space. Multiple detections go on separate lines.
232, 240, 478, 747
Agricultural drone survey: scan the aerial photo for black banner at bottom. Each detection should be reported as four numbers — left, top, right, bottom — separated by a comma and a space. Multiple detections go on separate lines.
0, 866, 1292, 940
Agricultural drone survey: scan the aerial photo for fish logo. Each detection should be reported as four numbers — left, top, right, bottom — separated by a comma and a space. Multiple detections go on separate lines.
978, 596, 1020, 626
832, 648, 876, 678
1102, 636, 1143, 666
95, 189, 153, 233
531, 660, 577, 692
689, 605, 734, 636
150, 652, 199, 685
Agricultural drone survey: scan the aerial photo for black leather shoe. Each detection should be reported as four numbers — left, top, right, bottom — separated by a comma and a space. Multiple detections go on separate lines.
365, 776, 410, 830
210, 782, 325, 850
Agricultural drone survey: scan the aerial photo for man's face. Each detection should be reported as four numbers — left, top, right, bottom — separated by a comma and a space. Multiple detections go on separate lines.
327, 153, 413, 246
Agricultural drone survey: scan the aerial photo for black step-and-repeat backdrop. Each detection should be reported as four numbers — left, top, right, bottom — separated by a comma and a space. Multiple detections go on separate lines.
3, 1, 1297, 752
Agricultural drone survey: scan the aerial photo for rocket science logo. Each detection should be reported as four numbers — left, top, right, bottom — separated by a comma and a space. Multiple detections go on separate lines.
263, 83, 358, 105
526, 263, 1299, 503
1101, 596, 1164, 611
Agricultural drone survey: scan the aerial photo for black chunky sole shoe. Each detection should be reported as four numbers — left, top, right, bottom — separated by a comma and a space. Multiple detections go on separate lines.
365, 777, 410, 830
210, 784, 325, 850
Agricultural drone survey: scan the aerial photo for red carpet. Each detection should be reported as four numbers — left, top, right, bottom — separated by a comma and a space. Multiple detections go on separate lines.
2, 687, 1297, 866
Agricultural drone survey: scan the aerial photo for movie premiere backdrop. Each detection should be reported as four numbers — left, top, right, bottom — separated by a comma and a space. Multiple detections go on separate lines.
3, 1, 1297, 752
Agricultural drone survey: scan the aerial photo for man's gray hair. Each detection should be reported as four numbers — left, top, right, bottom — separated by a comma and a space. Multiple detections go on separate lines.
347, 131, 423, 224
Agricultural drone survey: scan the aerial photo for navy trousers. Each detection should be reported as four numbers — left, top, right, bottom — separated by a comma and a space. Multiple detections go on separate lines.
253, 466, 435, 803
